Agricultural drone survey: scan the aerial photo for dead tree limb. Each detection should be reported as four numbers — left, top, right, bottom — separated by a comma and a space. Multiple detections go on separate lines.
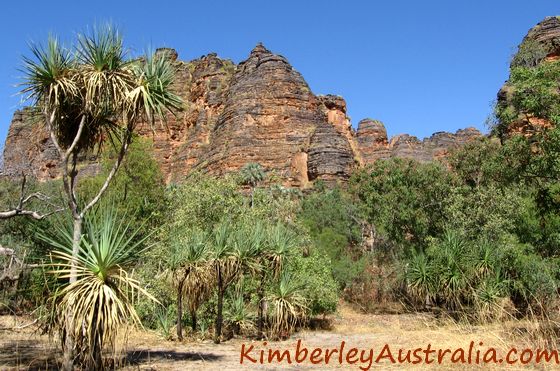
0, 173, 64, 220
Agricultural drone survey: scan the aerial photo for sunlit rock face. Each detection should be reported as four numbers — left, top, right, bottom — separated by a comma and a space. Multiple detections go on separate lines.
2, 43, 483, 185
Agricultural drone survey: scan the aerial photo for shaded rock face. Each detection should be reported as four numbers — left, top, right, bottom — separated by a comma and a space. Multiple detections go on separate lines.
2, 44, 357, 186
356, 119, 390, 162
137, 51, 236, 183
2, 43, 481, 185
2, 109, 58, 178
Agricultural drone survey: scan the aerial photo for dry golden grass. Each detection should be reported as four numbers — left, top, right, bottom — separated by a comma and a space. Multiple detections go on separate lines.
1, 303, 558, 370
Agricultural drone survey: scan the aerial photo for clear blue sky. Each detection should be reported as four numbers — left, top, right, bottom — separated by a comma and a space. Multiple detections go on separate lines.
0, 0, 558, 150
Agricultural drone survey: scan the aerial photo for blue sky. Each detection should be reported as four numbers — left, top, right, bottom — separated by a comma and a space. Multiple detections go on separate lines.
0, 1, 558, 150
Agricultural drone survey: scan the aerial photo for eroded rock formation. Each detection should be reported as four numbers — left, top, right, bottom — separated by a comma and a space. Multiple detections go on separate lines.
356, 119, 481, 163
2, 43, 482, 185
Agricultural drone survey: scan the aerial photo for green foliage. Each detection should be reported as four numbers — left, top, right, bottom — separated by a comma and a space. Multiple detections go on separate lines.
510, 60, 560, 124
405, 231, 510, 319
495, 59, 560, 136
287, 249, 338, 315
78, 138, 165, 228
444, 184, 524, 241
239, 162, 266, 188
299, 187, 363, 289
511, 39, 548, 68
350, 158, 452, 251
166, 172, 243, 233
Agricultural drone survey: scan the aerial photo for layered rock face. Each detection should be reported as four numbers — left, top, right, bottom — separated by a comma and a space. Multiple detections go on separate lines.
356, 119, 481, 163
521, 16, 560, 60
2, 108, 58, 178
2, 43, 481, 185
191, 44, 355, 186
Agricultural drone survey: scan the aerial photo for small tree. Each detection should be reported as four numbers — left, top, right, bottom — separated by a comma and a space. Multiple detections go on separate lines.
240, 163, 266, 208
167, 229, 212, 340
40, 207, 157, 369
256, 223, 294, 339
21, 26, 181, 369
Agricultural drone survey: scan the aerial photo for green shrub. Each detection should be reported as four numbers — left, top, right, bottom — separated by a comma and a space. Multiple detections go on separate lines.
287, 249, 338, 315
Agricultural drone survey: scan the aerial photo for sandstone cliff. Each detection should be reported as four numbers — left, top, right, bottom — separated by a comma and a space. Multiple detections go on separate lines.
2, 43, 481, 185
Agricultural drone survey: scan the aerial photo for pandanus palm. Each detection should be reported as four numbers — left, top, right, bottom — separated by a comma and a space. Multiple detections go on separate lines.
267, 271, 308, 340
256, 223, 295, 339
208, 221, 239, 343
167, 230, 212, 340
41, 208, 155, 369
240, 163, 266, 208
21, 25, 182, 369
210, 221, 263, 343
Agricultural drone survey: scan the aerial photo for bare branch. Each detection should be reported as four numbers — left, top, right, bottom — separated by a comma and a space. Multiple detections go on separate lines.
44, 109, 79, 218
0, 174, 65, 220
81, 128, 132, 216
65, 115, 86, 158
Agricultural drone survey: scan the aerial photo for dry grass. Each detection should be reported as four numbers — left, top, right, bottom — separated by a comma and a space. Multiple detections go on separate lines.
1, 303, 558, 370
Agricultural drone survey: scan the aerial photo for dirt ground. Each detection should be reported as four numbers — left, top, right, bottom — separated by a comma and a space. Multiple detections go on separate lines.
0, 304, 554, 370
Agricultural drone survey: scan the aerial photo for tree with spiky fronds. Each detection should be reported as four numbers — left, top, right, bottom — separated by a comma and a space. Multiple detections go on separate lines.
256, 223, 295, 339
40, 207, 157, 369
267, 271, 308, 340
209, 221, 262, 343
167, 229, 213, 340
20, 25, 181, 369
240, 163, 266, 208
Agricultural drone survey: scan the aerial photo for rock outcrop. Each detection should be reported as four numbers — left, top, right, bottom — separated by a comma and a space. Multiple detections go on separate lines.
496, 16, 560, 139
2, 43, 481, 185
356, 119, 481, 163
519, 16, 560, 61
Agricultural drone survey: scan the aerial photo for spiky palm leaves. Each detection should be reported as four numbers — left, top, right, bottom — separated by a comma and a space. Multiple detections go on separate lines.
41, 208, 155, 369
166, 219, 303, 342
240, 163, 266, 207
240, 163, 266, 188
406, 251, 435, 307
21, 27, 182, 369
405, 231, 509, 320
21, 26, 182, 152
167, 230, 212, 340
255, 223, 296, 338
224, 280, 255, 336
209, 221, 262, 343
267, 272, 308, 340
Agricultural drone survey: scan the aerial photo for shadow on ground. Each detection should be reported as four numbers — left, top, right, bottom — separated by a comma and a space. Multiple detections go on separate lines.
125, 349, 224, 365
0, 339, 60, 370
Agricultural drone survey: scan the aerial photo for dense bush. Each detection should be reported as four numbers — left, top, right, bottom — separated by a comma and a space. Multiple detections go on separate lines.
299, 187, 364, 289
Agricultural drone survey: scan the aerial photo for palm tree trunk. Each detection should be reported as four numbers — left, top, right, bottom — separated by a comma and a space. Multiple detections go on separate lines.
257, 270, 265, 339
62, 215, 82, 371
92, 308, 103, 369
191, 310, 197, 332
214, 267, 223, 344
177, 280, 184, 341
